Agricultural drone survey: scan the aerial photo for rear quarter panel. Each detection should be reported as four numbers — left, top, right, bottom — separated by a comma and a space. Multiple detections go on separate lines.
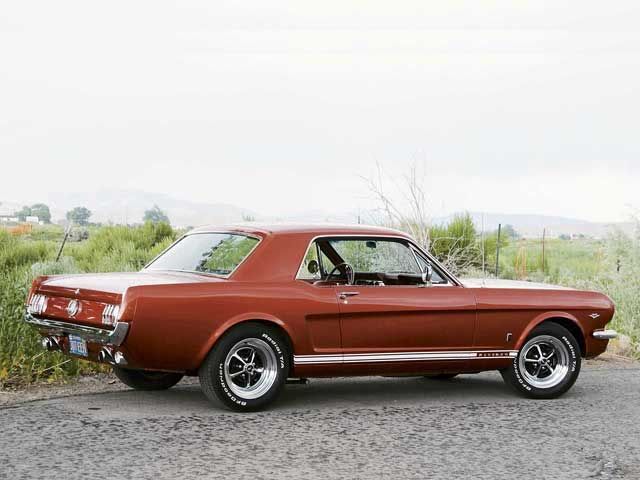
121, 281, 340, 372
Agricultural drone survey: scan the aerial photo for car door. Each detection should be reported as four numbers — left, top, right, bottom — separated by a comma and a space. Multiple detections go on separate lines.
337, 284, 476, 354
322, 237, 477, 360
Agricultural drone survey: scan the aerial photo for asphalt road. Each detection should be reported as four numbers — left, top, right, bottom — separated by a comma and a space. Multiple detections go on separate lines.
1, 363, 639, 479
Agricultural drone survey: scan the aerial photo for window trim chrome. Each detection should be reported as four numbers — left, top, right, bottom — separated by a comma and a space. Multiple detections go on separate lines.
143, 231, 263, 279
294, 234, 461, 286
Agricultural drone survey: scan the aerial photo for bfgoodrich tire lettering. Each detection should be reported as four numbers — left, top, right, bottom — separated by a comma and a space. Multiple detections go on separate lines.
199, 322, 290, 412
501, 322, 581, 399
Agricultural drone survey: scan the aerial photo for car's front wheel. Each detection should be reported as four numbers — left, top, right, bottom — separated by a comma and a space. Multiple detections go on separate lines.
501, 322, 581, 399
113, 366, 184, 391
199, 323, 290, 412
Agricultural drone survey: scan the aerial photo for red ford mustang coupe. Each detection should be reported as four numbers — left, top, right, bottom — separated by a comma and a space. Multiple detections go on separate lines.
25, 224, 617, 411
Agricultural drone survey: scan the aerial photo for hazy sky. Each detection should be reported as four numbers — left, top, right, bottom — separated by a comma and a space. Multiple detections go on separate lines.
1, 1, 639, 222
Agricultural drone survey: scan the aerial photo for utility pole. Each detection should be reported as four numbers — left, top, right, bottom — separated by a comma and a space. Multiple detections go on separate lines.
56, 224, 72, 262
481, 213, 486, 282
495, 223, 501, 278
541, 228, 546, 274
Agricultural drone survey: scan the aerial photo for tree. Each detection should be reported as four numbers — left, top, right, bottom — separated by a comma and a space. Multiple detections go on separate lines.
15, 206, 32, 221
66, 206, 92, 226
30, 203, 51, 223
362, 162, 432, 249
143, 205, 170, 224
364, 162, 483, 274
501, 224, 520, 240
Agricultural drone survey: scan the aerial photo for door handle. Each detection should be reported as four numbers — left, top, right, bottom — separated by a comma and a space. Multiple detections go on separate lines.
339, 292, 360, 300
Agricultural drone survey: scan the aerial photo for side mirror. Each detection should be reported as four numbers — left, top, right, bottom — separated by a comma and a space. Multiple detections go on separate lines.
421, 264, 433, 285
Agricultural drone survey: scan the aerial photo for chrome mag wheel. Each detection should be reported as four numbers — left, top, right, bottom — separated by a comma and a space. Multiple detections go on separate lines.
519, 335, 570, 389
224, 338, 278, 399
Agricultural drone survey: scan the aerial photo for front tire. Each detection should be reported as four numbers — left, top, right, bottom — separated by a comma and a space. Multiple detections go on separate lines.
199, 323, 290, 412
501, 322, 581, 399
113, 366, 183, 391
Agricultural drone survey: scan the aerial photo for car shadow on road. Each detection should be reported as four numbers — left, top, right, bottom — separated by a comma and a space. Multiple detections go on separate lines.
71, 372, 517, 416
44, 372, 522, 418
273, 373, 515, 410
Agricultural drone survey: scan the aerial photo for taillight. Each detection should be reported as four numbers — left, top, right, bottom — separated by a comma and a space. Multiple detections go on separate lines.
102, 304, 121, 326
27, 294, 48, 315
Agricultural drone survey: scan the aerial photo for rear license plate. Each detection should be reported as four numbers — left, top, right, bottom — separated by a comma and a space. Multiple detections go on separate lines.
68, 335, 88, 357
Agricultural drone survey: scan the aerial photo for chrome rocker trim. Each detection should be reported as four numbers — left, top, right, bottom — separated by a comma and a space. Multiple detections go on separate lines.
294, 350, 518, 365
592, 329, 618, 340
24, 310, 129, 346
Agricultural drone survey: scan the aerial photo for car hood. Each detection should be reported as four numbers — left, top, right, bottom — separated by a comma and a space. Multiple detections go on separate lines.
461, 278, 574, 291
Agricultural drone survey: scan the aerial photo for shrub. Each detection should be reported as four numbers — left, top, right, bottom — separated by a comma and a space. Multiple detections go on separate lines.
0, 223, 178, 387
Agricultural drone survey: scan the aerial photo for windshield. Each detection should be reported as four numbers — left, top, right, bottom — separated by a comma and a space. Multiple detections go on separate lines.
145, 233, 260, 277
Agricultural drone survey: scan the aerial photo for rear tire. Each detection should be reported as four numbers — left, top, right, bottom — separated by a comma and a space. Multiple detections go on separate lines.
112, 366, 183, 391
501, 322, 581, 399
199, 322, 290, 412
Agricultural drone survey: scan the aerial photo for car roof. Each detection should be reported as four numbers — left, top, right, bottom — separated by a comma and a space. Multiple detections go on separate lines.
188, 223, 410, 238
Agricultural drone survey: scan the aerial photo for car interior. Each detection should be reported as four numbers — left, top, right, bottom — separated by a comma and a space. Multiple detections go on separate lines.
297, 237, 449, 287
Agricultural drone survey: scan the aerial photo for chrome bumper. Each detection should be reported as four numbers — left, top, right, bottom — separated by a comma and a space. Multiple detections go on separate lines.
592, 329, 618, 340
24, 311, 129, 346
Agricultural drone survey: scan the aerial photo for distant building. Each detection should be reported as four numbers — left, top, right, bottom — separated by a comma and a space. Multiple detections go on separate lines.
0, 204, 19, 224
25, 215, 40, 224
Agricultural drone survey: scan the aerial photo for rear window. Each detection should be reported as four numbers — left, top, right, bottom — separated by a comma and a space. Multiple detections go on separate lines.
145, 233, 259, 277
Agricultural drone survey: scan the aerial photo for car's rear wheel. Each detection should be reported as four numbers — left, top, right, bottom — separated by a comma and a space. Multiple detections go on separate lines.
199, 322, 290, 412
112, 366, 184, 391
501, 322, 581, 399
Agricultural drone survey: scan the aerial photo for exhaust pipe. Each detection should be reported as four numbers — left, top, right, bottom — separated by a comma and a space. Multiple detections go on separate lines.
113, 351, 127, 366
98, 347, 114, 364
41, 336, 61, 352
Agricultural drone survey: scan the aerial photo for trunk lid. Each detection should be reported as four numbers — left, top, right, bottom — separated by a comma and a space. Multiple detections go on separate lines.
33, 270, 223, 328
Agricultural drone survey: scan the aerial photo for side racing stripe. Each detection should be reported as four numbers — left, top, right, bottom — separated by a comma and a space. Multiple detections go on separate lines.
294, 350, 518, 365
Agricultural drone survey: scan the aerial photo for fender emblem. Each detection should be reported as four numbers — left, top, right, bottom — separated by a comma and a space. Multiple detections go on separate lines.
589, 313, 600, 319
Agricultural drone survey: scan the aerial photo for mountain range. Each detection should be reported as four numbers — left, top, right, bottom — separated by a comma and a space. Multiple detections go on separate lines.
1, 189, 634, 238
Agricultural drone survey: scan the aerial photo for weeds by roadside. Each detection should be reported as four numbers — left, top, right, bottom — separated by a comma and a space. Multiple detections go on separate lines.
0, 224, 176, 387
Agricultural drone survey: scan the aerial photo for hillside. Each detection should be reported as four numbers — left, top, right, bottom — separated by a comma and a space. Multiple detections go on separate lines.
2, 191, 633, 237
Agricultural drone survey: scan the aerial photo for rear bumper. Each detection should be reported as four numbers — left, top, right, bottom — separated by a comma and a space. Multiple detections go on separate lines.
24, 310, 129, 346
592, 329, 618, 340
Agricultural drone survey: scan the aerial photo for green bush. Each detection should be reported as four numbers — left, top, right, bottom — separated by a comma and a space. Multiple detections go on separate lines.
575, 229, 640, 354
496, 230, 639, 356
429, 213, 507, 275
0, 222, 177, 386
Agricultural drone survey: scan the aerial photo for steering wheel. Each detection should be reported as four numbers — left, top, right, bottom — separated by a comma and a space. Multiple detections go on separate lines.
325, 262, 355, 285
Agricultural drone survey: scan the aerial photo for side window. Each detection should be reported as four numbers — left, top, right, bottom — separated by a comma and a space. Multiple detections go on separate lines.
319, 249, 336, 274
413, 250, 447, 284
328, 239, 420, 274
296, 242, 322, 280
296, 237, 450, 285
